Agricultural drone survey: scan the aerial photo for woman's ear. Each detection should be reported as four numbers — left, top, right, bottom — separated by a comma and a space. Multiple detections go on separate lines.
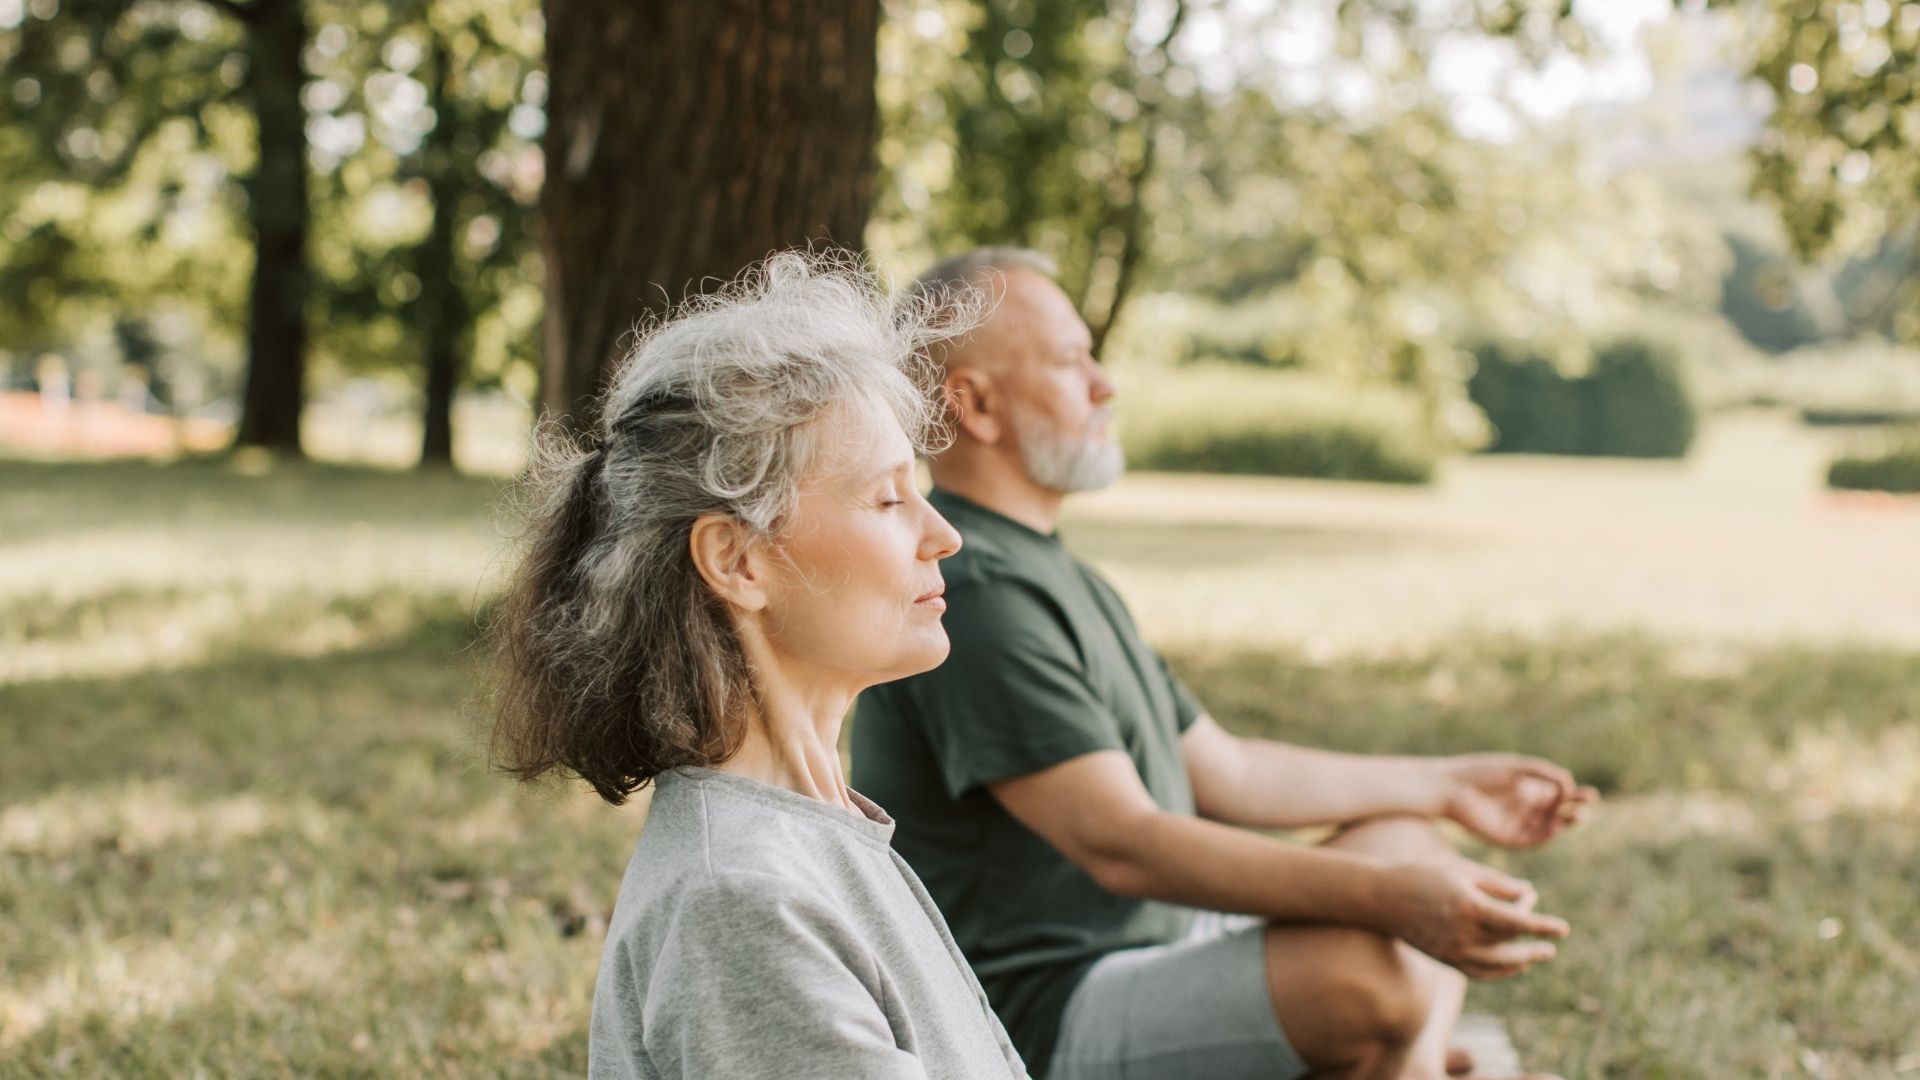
945, 367, 1004, 445
688, 513, 771, 612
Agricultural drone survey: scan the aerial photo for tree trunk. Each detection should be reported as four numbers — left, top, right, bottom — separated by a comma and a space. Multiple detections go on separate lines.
233, 0, 310, 455
539, 0, 881, 432
417, 37, 467, 469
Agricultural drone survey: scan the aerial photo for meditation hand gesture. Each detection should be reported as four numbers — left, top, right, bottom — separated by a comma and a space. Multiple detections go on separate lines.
1440, 754, 1598, 850
1379, 858, 1570, 980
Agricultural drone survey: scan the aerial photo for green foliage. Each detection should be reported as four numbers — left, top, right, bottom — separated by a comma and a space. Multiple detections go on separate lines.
301, 0, 545, 393
1802, 408, 1920, 427
1118, 366, 1440, 483
1586, 339, 1700, 459
1469, 338, 1698, 458
1827, 431, 1920, 494
0, 0, 545, 439
0, 0, 252, 381
1722, 0, 1920, 344
872, 0, 1688, 425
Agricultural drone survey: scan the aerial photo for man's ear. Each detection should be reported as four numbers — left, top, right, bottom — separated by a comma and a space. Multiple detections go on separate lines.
945, 367, 1004, 445
688, 513, 771, 613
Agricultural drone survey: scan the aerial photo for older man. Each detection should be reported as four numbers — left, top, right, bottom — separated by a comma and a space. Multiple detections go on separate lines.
852, 249, 1593, 1080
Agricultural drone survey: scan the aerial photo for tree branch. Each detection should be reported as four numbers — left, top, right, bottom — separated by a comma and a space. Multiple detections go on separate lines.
198, 0, 257, 23
1088, 0, 1188, 357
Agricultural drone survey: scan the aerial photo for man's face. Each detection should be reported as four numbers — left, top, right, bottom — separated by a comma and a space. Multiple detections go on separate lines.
987, 269, 1123, 493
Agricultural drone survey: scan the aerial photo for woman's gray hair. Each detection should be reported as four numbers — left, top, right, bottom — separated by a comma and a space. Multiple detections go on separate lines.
490, 250, 979, 804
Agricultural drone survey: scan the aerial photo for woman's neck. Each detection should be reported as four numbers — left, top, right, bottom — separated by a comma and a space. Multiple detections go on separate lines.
715, 649, 860, 813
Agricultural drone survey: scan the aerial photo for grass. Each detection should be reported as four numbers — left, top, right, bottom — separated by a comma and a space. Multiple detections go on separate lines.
1173, 639, 1920, 1078
3, 447, 1917, 1076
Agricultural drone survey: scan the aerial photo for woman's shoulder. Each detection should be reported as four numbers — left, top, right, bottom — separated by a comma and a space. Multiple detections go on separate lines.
608, 771, 883, 939
605, 839, 871, 981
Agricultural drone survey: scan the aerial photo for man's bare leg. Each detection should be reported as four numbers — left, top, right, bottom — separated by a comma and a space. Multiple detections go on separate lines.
1262, 923, 1432, 1080
1322, 815, 1471, 1079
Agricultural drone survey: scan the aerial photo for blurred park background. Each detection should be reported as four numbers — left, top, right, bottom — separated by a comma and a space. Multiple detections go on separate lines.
3, 0, 1919, 1075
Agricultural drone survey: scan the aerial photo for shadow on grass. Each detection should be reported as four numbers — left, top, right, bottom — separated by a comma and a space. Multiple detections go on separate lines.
0, 456, 511, 545
0, 600, 488, 802
2, 596, 623, 1077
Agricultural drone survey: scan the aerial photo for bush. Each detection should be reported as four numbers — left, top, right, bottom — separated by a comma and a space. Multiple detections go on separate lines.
1800, 407, 1920, 427
1827, 431, 1920, 493
1118, 366, 1441, 484
1468, 336, 1697, 458
1699, 336, 1920, 416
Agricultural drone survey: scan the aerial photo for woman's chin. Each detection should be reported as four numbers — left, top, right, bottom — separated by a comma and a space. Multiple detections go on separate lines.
879, 633, 951, 682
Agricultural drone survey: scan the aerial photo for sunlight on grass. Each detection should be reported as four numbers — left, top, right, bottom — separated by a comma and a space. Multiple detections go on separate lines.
1068, 414, 1920, 655
0, 781, 330, 857
3, 445, 1916, 1076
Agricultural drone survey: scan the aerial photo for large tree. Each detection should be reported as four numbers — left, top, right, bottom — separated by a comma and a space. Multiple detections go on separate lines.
225, 0, 310, 453
539, 0, 881, 431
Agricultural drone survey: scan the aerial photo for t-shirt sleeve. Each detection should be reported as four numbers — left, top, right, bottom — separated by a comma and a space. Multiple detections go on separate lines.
1157, 651, 1207, 733
901, 579, 1126, 799
634, 874, 931, 1080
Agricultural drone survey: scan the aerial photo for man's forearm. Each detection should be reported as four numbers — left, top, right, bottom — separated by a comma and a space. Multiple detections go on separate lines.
1093, 808, 1396, 927
1198, 738, 1452, 830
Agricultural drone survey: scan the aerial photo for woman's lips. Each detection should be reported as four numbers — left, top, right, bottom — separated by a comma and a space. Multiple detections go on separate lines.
914, 585, 946, 610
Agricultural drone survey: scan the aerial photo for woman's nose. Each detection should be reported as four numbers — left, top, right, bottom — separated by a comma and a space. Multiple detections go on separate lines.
921, 504, 962, 561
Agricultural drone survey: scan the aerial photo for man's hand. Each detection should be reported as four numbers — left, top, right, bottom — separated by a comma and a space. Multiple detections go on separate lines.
1375, 858, 1569, 980
1440, 754, 1598, 849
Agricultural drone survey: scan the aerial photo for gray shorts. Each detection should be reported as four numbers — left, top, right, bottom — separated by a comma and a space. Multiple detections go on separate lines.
1047, 912, 1307, 1080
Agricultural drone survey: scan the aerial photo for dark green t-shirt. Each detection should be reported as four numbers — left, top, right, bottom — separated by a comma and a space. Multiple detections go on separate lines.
851, 489, 1204, 1074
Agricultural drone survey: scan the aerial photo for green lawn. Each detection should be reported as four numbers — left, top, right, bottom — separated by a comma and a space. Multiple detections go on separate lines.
3, 454, 1916, 1077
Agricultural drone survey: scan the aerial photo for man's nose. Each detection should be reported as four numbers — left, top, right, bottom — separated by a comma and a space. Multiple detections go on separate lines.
1089, 364, 1116, 404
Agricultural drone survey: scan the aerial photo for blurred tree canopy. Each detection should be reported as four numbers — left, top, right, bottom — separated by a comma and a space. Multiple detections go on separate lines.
0, 0, 539, 460
1728, 0, 1920, 342
10, 0, 1904, 466
300, 0, 543, 463
871, 0, 1717, 440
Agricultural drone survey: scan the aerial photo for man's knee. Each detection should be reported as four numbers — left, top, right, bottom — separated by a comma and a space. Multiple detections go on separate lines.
1266, 926, 1434, 1065
1325, 813, 1458, 863
1341, 930, 1433, 1050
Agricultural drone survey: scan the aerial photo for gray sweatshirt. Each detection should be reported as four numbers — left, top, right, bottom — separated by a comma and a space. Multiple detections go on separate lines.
588, 767, 1031, 1080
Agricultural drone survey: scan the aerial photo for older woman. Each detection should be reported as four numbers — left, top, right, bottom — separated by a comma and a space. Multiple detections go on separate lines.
489, 253, 1029, 1079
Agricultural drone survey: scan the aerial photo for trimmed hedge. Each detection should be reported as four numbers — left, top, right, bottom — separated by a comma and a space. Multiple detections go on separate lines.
1801, 407, 1920, 428
1119, 367, 1440, 484
1828, 433, 1920, 494
1467, 338, 1697, 458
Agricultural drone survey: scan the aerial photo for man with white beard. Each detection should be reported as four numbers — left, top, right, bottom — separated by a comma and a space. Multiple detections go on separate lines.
853, 249, 1593, 1080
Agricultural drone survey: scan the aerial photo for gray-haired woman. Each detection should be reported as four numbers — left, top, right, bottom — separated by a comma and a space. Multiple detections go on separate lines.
489, 253, 1029, 1079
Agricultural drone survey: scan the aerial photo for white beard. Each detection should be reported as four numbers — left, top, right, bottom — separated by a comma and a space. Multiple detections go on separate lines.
1009, 402, 1125, 493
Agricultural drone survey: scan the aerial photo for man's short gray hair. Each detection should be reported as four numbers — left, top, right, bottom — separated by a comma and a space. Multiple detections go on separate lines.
910, 247, 1058, 305
490, 250, 981, 805
907, 247, 1057, 369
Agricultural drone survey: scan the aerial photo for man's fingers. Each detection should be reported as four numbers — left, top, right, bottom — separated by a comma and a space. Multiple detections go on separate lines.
1517, 760, 1576, 800
1477, 896, 1570, 940
1449, 938, 1558, 979
1469, 864, 1532, 903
